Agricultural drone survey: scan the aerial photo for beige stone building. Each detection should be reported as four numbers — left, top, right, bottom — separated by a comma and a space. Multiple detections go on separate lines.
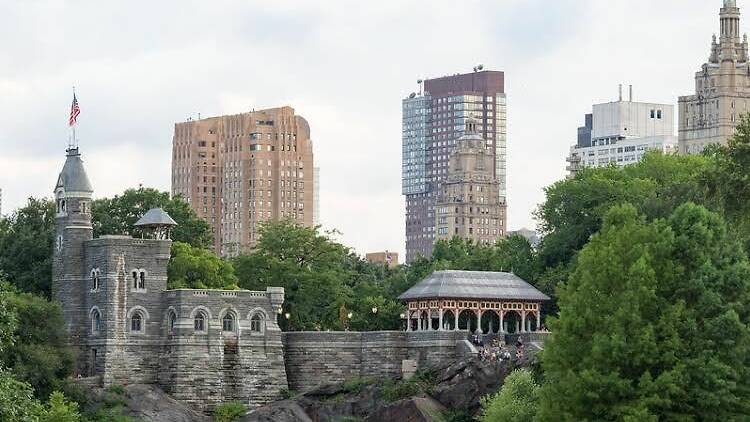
172, 106, 314, 256
679, 0, 750, 154
365, 251, 399, 268
435, 119, 506, 245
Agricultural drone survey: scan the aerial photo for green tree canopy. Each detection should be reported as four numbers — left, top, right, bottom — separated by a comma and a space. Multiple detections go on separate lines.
92, 187, 212, 248
2, 287, 75, 400
479, 369, 539, 422
168, 242, 239, 290
0, 198, 55, 296
538, 203, 750, 421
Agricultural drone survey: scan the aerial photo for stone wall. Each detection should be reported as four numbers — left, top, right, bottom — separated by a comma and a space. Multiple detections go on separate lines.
283, 330, 467, 392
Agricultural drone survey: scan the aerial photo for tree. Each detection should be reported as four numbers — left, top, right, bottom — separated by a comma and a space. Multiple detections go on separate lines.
233, 221, 356, 331
0, 198, 55, 296
92, 187, 212, 248
41, 391, 81, 422
0, 368, 44, 422
168, 242, 238, 290
2, 289, 75, 400
479, 369, 539, 422
538, 203, 750, 421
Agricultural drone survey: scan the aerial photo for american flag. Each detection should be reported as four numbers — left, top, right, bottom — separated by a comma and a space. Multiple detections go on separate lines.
69, 93, 80, 126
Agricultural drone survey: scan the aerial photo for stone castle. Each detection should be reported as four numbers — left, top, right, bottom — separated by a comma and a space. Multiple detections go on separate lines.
52, 146, 473, 411
52, 147, 288, 410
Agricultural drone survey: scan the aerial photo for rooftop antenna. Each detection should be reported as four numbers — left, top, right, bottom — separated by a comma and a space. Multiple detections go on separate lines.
629, 85, 633, 102
618, 84, 623, 101
417, 79, 423, 95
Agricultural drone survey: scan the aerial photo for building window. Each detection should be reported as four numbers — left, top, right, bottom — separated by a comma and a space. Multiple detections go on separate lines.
131, 313, 143, 332
168, 311, 177, 334
91, 310, 101, 334
657, 110, 662, 119
132, 271, 138, 288
91, 269, 100, 291
139, 271, 146, 289
194, 312, 206, 332
250, 314, 262, 332
222, 313, 235, 332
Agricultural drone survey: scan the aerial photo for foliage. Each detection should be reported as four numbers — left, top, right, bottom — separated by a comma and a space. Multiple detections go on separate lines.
0, 198, 56, 296
41, 391, 81, 422
381, 370, 437, 403
233, 220, 357, 330
537, 203, 750, 421
0, 368, 44, 421
92, 187, 212, 248
213, 401, 247, 422
479, 369, 539, 422
2, 288, 75, 400
168, 242, 239, 290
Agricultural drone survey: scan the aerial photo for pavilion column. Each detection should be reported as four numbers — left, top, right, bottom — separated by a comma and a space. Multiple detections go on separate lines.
406, 311, 411, 332
476, 309, 482, 334
521, 311, 527, 333
454, 310, 459, 331
438, 309, 444, 331
499, 311, 505, 333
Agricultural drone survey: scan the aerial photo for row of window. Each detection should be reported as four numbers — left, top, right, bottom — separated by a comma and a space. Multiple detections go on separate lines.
89, 268, 147, 291
90, 308, 266, 335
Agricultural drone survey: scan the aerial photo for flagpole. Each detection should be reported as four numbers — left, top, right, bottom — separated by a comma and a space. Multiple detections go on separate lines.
71, 86, 77, 150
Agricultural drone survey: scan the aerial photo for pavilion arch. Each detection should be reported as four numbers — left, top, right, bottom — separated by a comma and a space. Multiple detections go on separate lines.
458, 309, 477, 332
189, 305, 213, 321
481, 310, 501, 334
442, 309, 456, 330
246, 307, 269, 321
503, 310, 522, 334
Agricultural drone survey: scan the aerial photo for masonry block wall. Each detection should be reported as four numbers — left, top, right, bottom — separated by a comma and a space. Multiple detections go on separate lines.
282, 330, 465, 391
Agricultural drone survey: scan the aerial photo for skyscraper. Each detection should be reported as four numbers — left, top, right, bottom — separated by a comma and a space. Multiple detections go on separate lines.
566, 87, 676, 177
402, 69, 507, 262
172, 106, 315, 256
679, 0, 750, 154
435, 118, 506, 245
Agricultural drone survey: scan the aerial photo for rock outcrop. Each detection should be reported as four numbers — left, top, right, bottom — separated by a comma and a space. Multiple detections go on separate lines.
242, 354, 535, 422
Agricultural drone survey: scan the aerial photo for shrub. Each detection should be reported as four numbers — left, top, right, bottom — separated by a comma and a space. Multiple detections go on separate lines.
213, 401, 247, 422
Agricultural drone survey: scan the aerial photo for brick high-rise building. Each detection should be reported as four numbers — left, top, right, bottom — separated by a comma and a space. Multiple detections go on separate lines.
402, 69, 507, 262
172, 106, 314, 256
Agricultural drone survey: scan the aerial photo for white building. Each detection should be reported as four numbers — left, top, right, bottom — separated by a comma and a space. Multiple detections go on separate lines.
566, 87, 677, 177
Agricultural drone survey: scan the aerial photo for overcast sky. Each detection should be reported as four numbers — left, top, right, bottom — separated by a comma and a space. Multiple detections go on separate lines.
0, 0, 727, 258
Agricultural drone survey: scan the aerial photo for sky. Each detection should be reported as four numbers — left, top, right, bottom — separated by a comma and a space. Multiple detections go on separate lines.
0, 0, 727, 258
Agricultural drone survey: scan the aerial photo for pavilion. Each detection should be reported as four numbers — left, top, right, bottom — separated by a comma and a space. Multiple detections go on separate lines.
398, 270, 550, 334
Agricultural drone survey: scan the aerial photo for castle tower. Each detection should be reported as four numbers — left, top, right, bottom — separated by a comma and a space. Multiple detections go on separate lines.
435, 117, 506, 244
52, 147, 94, 340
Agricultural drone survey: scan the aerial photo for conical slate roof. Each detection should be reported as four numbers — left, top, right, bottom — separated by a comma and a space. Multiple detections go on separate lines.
134, 208, 178, 227
55, 148, 93, 193
398, 270, 550, 302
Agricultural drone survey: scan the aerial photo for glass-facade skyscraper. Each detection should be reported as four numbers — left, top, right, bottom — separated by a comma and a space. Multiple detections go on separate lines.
402, 70, 507, 262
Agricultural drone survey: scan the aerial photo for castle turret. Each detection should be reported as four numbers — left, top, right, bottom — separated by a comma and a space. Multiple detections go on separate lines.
52, 147, 94, 338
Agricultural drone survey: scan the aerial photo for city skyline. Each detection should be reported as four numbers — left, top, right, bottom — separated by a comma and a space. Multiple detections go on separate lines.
0, 0, 731, 259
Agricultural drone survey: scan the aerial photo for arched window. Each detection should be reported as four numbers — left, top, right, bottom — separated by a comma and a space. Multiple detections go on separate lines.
250, 314, 262, 332
132, 271, 138, 289
222, 313, 235, 332
131, 313, 143, 332
168, 311, 177, 333
194, 312, 206, 332
92, 310, 101, 334
91, 269, 100, 291
138, 271, 146, 289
